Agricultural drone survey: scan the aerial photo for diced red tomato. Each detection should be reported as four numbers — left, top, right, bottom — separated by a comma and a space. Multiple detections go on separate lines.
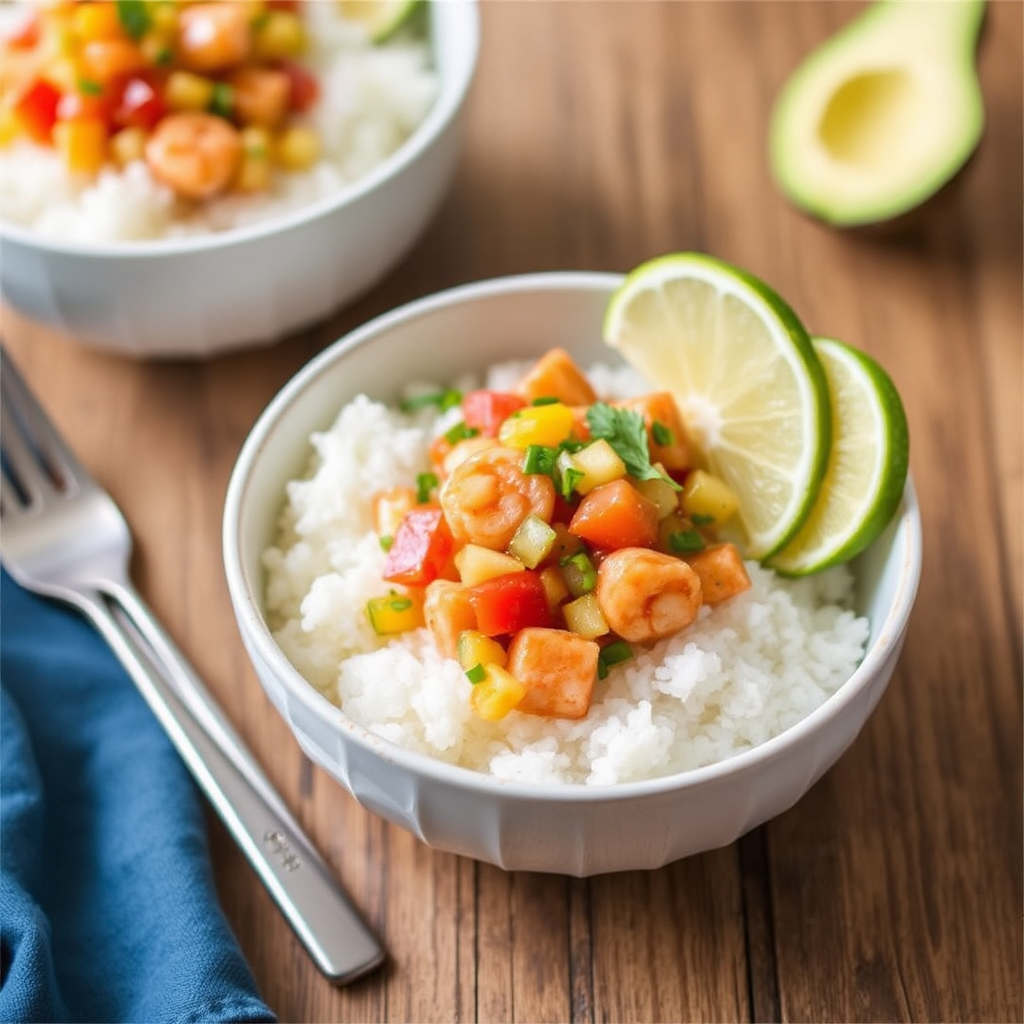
469, 572, 554, 637
569, 479, 660, 550
13, 79, 61, 144
4, 10, 40, 49
462, 390, 528, 438
382, 506, 454, 587
279, 60, 320, 113
114, 75, 166, 131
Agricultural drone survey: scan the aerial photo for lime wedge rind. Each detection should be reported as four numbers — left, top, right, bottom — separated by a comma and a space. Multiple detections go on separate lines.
603, 252, 831, 560
767, 336, 910, 576
338, 0, 422, 43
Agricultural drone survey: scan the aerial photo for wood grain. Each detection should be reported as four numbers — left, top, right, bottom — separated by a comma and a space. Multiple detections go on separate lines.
2, 2, 1020, 1021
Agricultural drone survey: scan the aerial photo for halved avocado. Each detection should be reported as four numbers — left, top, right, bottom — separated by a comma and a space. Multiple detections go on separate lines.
770, 0, 986, 228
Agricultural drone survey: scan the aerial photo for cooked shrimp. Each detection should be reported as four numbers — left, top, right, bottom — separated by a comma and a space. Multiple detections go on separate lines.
145, 113, 241, 199
439, 446, 555, 551
596, 548, 702, 643
177, 2, 252, 72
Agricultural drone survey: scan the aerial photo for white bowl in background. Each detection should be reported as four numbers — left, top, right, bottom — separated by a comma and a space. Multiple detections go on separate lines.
223, 273, 922, 876
0, 2, 479, 359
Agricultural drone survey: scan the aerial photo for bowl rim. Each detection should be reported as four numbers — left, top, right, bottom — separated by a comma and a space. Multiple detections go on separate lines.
223, 270, 923, 801
0, 0, 480, 260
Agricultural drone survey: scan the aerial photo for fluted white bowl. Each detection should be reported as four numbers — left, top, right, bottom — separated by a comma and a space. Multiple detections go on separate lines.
223, 273, 922, 876
0, 2, 479, 358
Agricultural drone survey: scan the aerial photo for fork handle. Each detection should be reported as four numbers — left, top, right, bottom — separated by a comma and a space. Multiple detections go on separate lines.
73, 583, 385, 986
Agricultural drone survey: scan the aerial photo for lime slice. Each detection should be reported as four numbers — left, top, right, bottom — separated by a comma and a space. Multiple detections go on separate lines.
338, 0, 421, 43
767, 336, 909, 575
602, 252, 831, 560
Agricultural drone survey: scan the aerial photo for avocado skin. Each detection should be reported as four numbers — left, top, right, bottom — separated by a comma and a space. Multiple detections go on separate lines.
769, 0, 987, 229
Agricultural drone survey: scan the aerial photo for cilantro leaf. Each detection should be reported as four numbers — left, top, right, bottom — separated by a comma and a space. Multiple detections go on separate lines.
586, 403, 680, 488
116, 0, 151, 40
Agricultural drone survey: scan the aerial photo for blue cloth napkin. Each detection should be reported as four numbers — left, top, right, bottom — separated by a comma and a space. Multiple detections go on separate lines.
0, 570, 277, 1024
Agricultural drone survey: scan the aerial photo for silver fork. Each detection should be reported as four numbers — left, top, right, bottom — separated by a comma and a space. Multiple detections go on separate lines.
0, 346, 384, 985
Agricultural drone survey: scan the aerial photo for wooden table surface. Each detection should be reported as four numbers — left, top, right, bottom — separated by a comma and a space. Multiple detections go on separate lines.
3, 2, 1021, 1021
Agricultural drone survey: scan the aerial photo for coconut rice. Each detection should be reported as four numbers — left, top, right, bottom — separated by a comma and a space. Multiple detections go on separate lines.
263, 363, 870, 786
0, 3, 437, 242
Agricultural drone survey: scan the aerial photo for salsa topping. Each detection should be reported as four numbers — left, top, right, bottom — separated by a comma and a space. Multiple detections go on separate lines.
0, 1, 325, 199
368, 348, 753, 723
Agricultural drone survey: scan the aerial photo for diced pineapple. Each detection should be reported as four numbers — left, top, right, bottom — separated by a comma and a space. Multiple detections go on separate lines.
516, 348, 598, 406
455, 544, 525, 587
506, 627, 599, 719
470, 665, 527, 721
109, 127, 148, 167
680, 469, 740, 525
570, 439, 626, 495
253, 10, 306, 60
456, 630, 507, 671
273, 124, 321, 171
372, 486, 417, 539
498, 402, 575, 449
423, 580, 477, 658
507, 514, 557, 569
165, 71, 215, 113
684, 543, 751, 606
538, 565, 570, 612
366, 590, 424, 635
633, 473, 680, 520
53, 120, 106, 176
562, 593, 610, 640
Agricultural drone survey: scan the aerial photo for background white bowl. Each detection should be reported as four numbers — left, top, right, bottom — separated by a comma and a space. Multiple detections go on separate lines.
223, 273, 923, 876
0, 2, 479, 359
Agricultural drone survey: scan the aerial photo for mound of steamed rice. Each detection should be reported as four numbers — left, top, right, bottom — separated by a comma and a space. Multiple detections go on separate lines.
0, 4, 437, 242
263, 363, 870, 786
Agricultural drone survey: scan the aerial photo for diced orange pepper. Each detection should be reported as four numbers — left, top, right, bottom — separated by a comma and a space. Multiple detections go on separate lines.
516, 348, 598, 406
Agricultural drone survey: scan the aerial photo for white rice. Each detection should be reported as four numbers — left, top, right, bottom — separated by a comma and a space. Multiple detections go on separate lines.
263, 363, 870, 786
0, 3, 437, 242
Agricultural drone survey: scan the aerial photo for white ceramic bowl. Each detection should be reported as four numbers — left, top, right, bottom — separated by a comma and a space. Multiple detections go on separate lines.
0, 3, 479, 359
223, 273, 922, 876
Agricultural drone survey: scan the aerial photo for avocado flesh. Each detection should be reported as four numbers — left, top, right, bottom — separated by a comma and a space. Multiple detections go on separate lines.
770, 0, 986, 227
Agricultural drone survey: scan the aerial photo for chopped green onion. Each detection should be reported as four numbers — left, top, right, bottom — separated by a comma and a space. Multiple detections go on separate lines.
416, 472, 439, 504
387, 597, 413, 612
559, 550, 597, 596
209, 82, 234, 119
116, 0, 151, 40
669, 529, 705, 553
557, 438, 586, 454
379, 534, 394, 552
559, 466, 584, 501
154, 46, 173, 67
652, 420, 674, 446
522, 444, 558, 476
690, 512, 716, 526
597, 640, 633, 680
531, 396, 560, 406
444, 421, 480, 445
466, 663, 487, 684
400, 388, 463, 413
77, 78, 103, 96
